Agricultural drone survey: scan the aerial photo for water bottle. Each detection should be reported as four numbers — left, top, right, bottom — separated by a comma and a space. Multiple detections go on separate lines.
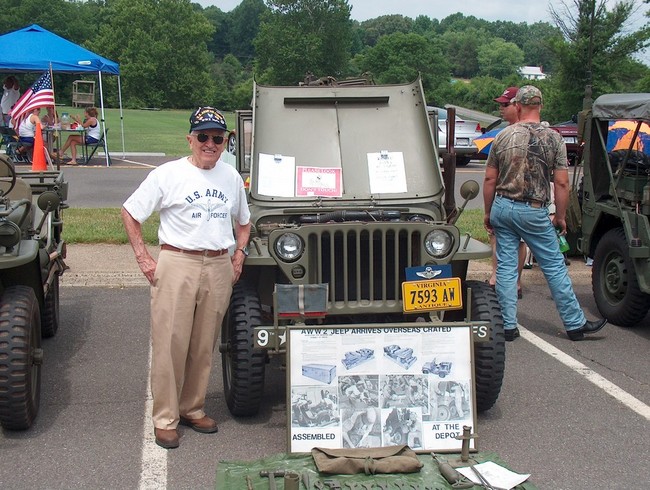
61, 112, 70, 129
556, 228, 570, 253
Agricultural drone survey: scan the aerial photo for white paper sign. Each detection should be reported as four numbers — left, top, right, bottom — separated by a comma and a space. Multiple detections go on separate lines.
367, 151, 407, 194
288, 325, 475, 453
257, 153, 295, 197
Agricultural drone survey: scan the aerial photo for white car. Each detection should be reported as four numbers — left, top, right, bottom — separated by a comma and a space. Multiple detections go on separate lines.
429, 106, 483, 166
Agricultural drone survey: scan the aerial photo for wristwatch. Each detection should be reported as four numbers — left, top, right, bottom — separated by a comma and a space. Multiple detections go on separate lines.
237, 247, 249, 256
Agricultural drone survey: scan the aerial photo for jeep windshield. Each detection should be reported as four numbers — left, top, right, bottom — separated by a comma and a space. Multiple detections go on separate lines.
248, 79, 443, 204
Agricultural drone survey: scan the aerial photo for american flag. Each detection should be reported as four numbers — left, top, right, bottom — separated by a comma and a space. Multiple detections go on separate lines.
10, 72, 54, 128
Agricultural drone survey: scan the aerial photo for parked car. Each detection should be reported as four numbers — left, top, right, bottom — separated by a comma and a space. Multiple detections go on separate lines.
429, 106, 483, 166
550, 120, 582, 165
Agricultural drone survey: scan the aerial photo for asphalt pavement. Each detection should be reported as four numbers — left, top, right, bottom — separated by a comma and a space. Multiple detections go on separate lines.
62, 243, 595, 288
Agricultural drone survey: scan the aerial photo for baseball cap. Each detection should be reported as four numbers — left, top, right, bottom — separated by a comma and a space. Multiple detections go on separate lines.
189, 106, 227, 132
494, 87, 519, 103
513, 85, 543, 105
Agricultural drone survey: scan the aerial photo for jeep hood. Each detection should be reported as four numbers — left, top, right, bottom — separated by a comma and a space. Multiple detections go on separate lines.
248, 78, 444, 205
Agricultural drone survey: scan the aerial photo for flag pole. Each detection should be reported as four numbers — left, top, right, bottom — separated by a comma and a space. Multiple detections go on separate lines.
49, 63, 61, 170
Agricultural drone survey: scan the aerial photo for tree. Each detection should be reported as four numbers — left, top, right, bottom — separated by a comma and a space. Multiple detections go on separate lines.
548, 0, 650, 118
441, 28, 490, 79
477, 38, 525, 79
254, 0, 352, 85
358, 14, 414, 46
88, 0, 216, 108
228, 0, 268, 62
356, 32, 450, 98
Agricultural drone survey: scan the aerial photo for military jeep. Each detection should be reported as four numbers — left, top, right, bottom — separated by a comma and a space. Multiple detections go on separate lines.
0, 155, 68, 430
220, 78, 505, 417
578, 93, 650, 327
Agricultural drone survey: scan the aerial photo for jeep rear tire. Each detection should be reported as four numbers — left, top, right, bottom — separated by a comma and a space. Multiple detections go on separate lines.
449, 280, 505, 412
0, 286, 42, 430
221, 281, 266, 416
42, 274, 60, 338
593, 228, 650, 327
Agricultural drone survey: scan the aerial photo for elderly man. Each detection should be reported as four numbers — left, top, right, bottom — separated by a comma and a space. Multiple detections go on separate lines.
483, 86, 606, 342
122, 106, 251, 448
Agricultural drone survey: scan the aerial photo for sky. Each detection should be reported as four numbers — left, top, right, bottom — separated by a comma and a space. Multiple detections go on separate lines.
200, 0, 647, 27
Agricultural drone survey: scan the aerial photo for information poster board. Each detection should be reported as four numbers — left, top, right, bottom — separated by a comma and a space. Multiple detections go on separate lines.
287, 325, 476, 453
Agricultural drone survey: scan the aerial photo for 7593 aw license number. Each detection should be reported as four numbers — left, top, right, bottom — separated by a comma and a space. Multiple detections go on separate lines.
402, 277, 463, 312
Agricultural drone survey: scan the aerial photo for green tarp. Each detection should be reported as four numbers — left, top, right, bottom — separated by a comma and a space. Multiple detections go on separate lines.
216, 451, 538, 489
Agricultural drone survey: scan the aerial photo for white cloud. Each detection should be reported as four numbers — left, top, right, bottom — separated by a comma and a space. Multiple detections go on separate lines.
201, 0, 588, 25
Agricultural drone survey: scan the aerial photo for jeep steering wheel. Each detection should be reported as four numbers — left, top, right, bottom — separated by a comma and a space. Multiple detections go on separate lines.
0, 155, 17, 198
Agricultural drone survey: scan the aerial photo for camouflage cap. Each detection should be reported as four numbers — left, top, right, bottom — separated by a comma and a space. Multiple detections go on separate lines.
513, 85, 543, 105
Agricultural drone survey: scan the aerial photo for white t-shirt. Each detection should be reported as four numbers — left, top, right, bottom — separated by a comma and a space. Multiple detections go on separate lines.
1, 86, 19, 115
123, 156, 250, 251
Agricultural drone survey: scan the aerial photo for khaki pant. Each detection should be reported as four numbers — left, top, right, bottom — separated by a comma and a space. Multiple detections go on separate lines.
150, 250, 233, 429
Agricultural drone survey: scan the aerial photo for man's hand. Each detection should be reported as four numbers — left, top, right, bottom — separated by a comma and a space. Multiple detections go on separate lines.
484, 213, 494, 235
231, 250, 245, 283
137, 255, 157, 285
552, 216, 567, 235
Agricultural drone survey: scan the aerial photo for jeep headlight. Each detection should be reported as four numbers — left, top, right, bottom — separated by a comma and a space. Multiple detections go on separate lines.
274, 232, 304, 262
424, 230, 453, 258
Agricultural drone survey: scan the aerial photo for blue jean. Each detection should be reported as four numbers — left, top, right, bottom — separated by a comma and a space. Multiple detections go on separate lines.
490, 195, 586, 332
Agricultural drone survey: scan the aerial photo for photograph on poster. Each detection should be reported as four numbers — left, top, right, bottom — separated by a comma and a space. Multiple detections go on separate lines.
291, 387, 340, 428
339, 375, 379, 410
288, 326, 476, 453
341, 407, 381, 448
382, 406, 424, 449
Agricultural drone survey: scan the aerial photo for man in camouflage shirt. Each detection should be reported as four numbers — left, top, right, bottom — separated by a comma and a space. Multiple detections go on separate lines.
483, 85, 607, 341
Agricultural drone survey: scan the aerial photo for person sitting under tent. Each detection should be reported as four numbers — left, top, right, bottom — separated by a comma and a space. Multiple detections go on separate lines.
13, 106, 41, 161
57, 106, 100, 165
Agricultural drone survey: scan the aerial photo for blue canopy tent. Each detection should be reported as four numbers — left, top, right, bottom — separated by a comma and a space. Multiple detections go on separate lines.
0, 24, 124, 166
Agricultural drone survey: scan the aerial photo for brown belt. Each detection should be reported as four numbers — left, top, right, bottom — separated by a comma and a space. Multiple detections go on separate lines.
497, 194, 545, 208
161, 244, 228, 257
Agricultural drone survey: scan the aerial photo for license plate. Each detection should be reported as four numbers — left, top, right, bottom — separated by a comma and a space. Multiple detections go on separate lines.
563, 136, 577, 144
455, 138, 470, 147
402, 278, 463, 313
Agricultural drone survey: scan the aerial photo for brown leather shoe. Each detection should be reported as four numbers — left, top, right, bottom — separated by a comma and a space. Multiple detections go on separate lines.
154, 428, 179, 449
179, 415, 219, 434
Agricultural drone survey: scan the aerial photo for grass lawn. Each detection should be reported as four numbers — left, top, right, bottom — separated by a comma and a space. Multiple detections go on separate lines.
62, 207, 488, 246
55, 105, 236, 157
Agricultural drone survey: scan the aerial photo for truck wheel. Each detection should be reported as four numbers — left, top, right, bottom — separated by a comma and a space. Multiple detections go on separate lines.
593, 228, 650, 327
227, 132, 237, 155
221, 281, 266, 416
41, 274, 60, 338
0, 286, 42, 430
456, 156, 470, 167
448, 280, 505, 412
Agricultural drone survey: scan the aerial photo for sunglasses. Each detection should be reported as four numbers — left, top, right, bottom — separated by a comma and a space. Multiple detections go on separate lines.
499, 102, 512, 108
194, 133, 224, 145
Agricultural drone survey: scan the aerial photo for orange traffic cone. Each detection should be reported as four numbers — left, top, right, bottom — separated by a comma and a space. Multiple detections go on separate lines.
32, 121, 47, 172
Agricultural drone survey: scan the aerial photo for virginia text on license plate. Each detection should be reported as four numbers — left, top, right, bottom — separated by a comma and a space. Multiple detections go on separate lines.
402, 278, 463, 312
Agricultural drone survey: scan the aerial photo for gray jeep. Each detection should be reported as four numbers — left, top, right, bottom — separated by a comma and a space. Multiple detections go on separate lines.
220, 78, 505, 417
579, 93, 650, 327
0, 155, 68, 430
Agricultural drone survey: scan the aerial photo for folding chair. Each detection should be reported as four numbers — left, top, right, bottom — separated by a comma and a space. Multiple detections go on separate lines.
83, 128, 111, 165
1, 127, 31, 164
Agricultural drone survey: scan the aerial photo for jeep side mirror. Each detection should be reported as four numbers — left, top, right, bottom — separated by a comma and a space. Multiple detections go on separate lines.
37, 191, 61, 211
460, 180, 480, 201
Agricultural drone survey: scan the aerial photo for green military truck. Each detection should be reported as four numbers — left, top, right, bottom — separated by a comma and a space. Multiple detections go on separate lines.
579, 93, 650, 327
0, 156, 68, 429
220, 78, 505, 418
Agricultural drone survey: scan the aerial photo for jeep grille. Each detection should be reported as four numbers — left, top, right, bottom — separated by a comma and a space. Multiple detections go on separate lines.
304, 225, 422, 311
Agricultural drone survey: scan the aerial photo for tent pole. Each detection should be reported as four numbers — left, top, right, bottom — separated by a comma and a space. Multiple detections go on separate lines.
118, 76, 125, 158
97, 72, 109, 167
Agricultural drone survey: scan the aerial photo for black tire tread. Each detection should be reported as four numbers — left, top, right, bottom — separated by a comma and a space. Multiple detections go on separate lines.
592, 228, 650, 327
465, 280, 506, 412
0, 286, 42, 430
222, 282, 266, 416
41, 274, 60, 338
